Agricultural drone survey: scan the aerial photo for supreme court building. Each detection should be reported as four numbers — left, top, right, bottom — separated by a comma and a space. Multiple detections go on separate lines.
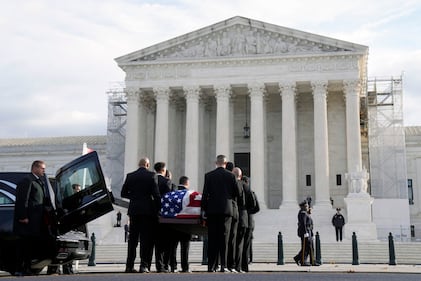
114, 16, 409, 242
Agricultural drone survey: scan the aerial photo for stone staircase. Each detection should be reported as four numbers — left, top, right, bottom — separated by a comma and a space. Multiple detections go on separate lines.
87, 241, 421, 265
85, 210, 421, 265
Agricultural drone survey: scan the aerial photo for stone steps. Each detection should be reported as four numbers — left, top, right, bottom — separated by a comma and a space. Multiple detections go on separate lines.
87, 241, 421, 265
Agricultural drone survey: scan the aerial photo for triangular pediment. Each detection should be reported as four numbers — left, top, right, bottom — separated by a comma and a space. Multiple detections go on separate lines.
116, 16, 367, 64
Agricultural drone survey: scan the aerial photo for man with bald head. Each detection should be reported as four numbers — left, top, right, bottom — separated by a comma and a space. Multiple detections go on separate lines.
231, 167, 247, 272
201, 155, 239, 272
121, 157, 160, 273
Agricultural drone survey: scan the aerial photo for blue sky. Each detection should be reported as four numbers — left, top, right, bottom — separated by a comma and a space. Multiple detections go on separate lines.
0, 0, 420, 138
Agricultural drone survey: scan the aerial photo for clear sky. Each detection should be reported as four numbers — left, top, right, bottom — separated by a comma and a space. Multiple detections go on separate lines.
1, 0, 420, 138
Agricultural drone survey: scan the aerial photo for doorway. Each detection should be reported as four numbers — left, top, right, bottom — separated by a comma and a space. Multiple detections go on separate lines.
234, 153, 250, 177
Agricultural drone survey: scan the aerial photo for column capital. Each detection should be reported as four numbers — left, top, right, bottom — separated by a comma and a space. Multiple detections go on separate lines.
153, 87, 171, 102
311, 80, 328, 92
311, 80, 328, 99
214, 85, 232, 100
279, 82, 297, 100
343, 80, 361, 98
248, 83, 266, 99
183, 86, 201, 101
125, 88, 140, 103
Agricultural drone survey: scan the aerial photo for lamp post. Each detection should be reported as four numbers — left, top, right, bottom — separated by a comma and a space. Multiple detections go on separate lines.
243, 95, 250, 138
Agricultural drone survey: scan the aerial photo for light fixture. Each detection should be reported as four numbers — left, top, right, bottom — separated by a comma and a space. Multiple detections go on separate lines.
243, 95, 250, 138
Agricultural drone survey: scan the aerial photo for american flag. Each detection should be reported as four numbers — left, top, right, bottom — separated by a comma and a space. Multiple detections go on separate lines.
161, 189, 202, 218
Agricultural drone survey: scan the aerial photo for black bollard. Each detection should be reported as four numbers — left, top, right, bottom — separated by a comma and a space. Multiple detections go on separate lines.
201, 235, 208, 265
88, 233, 96, 266
277, 232, 284, 265
388, 232, 397, 265
315, 232, 322, 265
351, 232, 359, 265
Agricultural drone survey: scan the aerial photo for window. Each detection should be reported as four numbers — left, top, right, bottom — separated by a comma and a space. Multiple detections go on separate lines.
0, 191, 13, 205
336, 174, 342, 186
56, 160, 102, 202
306, 175, 311, 186
408, 179, 414, 205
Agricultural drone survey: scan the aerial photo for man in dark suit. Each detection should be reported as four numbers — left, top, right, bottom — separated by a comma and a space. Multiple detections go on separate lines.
201, 155, 239, 272
153, 162, 172, 273
294, 200, 311, 266
232, 167, 247, 273
13, 160, 54, 276
241, 175, 259, 272
121, 157, 160, 273
169, 176, 193, 273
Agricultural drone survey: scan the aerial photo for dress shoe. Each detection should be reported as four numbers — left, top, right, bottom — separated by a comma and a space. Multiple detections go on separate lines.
312, 262, 321, 266
157, 269, 169, 273
229, 268, 239, 273
293, 256, 301, 266
181, 269, 192, 273
220, 268, 230, 273
301, 262, 311, 266
125, 268, 138, 273
139, 267, 149, 273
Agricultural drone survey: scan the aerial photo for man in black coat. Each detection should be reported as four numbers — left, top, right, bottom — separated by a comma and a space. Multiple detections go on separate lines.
201, 155, 239, 272
241, 176, 259, 272
153, 162, 172, 272
121, 157, 160, 273
294, 200, 311, 266
13, 160, 54, 276
169, 176, 193, 273
231, 167, 246, 273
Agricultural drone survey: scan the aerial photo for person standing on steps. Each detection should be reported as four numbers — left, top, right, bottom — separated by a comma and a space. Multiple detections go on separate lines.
332, 208, 345, 242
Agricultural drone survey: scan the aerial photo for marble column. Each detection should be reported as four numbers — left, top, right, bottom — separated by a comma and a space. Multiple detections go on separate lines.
184, 86, 200, 189
154, 87, 170, 164
124, 88, 140, 174
280, 82, 297, 207
312, 81, 331, 206
343, 80, 362, 172
249, 83, 266, 208
136, 93, 148, 159
214, 85, 231, 157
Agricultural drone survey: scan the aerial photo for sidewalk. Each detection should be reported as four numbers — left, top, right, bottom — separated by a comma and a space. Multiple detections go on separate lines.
2, 262, 420, 276
74, 262, 421, 274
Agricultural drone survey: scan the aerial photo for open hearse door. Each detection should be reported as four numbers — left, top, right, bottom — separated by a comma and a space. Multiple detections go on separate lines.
54, 151, 114, 234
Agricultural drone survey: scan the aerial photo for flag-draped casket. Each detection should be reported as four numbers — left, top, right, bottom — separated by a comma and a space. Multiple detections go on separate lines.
159, 190, 207, 234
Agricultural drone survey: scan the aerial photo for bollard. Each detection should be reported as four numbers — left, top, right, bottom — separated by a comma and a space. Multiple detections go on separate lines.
88, 233, 96, 266
388, 232, 397, 265
315, 232, 322, 265
277, 232, 284, 265
351, 232, 359, 265
201, 235, 208, 265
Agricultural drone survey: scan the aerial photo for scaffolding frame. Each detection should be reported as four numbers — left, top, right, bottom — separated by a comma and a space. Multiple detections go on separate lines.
366, 76, 408, 199
105, 82, 127, 195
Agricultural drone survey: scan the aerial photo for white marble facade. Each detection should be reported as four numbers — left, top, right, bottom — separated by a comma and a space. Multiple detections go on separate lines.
114, 16, 374, 242
116, 16, 366, 210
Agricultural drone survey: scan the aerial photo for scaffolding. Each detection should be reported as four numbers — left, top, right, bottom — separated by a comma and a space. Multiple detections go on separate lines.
105, 82, 127, 196
366, 76, 408, 199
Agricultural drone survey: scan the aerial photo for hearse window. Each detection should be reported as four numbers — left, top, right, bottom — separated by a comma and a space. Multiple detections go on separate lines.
56, 160, 101, 201
0, 191, 13, 205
